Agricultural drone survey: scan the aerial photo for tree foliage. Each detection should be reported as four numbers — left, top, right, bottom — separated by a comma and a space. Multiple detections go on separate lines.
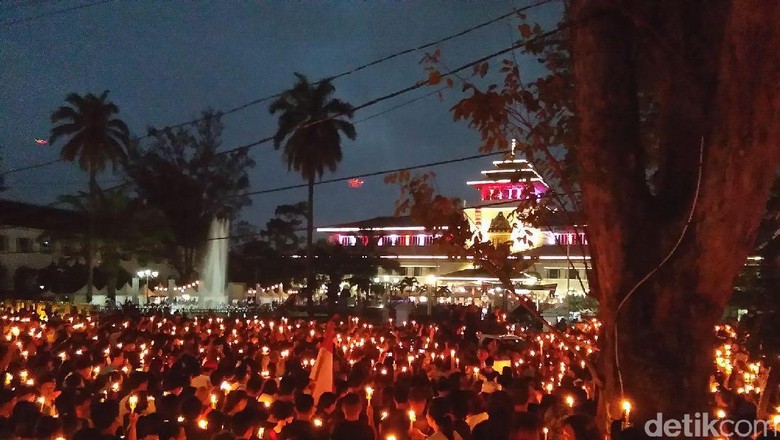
123, 110, 255, 280
269, 73, 357, 301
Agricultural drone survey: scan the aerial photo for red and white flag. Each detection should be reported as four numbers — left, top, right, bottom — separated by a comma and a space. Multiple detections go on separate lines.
310, 320, 335, 400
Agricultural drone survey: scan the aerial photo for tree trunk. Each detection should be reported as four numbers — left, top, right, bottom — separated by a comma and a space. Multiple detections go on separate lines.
306, 175, 315, 307
571, 0, 780, 430
86, 168, 96, 303
758, 364, 779, 420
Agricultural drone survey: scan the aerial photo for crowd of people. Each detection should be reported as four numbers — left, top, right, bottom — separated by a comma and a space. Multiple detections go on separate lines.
0, 302, 773, 440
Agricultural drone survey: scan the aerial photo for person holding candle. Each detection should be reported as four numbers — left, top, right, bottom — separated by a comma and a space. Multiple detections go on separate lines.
422, 398, 461, 440
281, 393, 317, 440
331, 393, 374, 440
560, 414, 600, 440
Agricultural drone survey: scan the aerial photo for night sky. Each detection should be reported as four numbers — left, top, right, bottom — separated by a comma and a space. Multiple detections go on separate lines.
1, 0, 560, 229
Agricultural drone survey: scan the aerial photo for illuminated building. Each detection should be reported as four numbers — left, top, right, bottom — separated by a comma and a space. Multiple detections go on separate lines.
317, 147, 591, 305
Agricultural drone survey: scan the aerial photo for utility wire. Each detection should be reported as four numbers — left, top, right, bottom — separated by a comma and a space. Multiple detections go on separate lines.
1, 0, 553, 176
0, 0, 115, 28
215, 18, 580, 158
134, 0, 555, 139
237, 151, 506, 198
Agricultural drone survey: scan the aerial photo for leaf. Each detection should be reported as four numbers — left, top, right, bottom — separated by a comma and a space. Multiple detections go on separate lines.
428, 70, 442, 86
519, 23, 532, 39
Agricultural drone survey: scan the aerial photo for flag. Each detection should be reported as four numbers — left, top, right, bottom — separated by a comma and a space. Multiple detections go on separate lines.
310, 320, 335, 401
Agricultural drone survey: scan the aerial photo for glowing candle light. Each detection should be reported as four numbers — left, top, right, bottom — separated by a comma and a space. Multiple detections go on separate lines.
387, 436, 397, 440
313, 418, 323, 428
365, 386, 374, 403
198, 419, 208, 430
716, 409, 726, 419
37, 396, 45, 411
408, 410, 416, 429
565, 395, 574, 408
543, 427, 549, 440
210, 394, 218, 409
129, 395, 138, 413
622, 400, 632, 424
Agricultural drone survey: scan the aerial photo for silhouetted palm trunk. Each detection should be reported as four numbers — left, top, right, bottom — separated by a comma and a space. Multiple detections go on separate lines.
86, 168, 96, 303
306, 175, 315, 307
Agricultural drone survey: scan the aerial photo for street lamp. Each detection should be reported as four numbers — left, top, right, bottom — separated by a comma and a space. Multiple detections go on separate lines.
136, 269, 159, 305
425, 274, 437, 316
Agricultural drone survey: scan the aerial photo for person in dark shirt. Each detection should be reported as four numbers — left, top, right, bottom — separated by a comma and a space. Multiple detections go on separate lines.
281, 393, 316, 440
472, 391, 513, 440
74, 399, 122, 440
331, 393, 374, 440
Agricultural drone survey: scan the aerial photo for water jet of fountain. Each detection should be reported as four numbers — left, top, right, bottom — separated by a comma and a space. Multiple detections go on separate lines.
200, 218, 229, 307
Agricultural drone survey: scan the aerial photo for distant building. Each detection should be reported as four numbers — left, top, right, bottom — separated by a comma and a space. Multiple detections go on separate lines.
0, 199, 173, 301
317, 149, 590, 307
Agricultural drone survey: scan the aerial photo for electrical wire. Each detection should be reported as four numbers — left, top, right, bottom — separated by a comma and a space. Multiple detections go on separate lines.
133, 0, 555, 139
0, 0, 116, 28
613, 137, 705, 398
214, 18, 581, 158
1, 0, 556, 176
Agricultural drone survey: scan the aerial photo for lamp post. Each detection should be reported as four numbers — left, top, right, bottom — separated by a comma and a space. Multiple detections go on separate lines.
425, 274, 437, 316
136, 269, 159, 305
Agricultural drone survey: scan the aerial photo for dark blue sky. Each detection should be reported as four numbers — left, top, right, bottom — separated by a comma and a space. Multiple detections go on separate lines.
1, 0, 559, 228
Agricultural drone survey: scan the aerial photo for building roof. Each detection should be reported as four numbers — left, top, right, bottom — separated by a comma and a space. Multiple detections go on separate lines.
318, 215, 420, 232
0, 199, 86, 234
318, 211, 585, 232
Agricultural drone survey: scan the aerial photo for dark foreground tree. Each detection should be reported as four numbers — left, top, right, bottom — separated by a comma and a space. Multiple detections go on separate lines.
124, 110, 254, 280
411, 0, 779, 427
270, 73, 356, 304
50, 91, 130, 301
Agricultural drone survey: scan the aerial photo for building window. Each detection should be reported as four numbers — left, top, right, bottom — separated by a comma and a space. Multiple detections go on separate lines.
546, 268, 561, 279
568, 268, 580, 280
16, 238, 33, 253
413, 267, 423, 277
0, 235, 8, 252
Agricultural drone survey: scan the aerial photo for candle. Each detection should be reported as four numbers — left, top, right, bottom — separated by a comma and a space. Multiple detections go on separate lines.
365, 386, 374, 402
622, 400, 632, 425
198, 419, 208, 430
37, 396, 45, 411
313, 418, 323, 428
408, 410, 416, 429
543, 427, 549, 440
258, 427, 265, 438
128, 395, 138, 413
210, 394, 218, 409
565, 395, 574, 408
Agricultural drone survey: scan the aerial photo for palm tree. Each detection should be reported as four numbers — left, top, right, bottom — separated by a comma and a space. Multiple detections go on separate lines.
269, 73, 356, 304
50, 91, 130, 301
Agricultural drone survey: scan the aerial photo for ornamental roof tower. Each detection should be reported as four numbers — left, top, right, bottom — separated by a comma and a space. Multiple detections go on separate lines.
466, 139, 548, 202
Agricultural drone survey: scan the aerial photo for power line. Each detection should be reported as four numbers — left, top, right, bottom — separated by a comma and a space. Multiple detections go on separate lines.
1, 0, 552, 177
0, 0, 116, 28
134, 0, 555, 139
238, 151, 506, 198
215, 18, 579, 158
0, 158, 63, 176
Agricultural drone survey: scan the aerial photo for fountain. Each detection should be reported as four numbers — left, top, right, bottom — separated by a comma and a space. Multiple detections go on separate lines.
199, 218, 230, 306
